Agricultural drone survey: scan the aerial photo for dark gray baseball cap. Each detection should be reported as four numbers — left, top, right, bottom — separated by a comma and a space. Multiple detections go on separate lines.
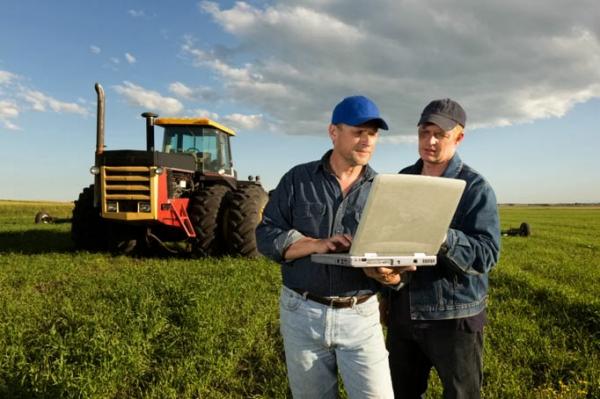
418, 98, 466, 132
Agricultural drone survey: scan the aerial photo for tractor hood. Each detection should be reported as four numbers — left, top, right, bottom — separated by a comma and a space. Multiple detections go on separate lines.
97, 150, 196, 171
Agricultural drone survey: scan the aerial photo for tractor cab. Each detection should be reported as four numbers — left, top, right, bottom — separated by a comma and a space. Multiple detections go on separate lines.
156, 118, 236, 177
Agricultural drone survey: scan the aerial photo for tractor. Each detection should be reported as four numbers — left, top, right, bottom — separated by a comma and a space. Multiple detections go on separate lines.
71, 83, 268, 257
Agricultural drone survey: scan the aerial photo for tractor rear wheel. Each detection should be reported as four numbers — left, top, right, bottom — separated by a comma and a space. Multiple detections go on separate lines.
71, 185, 108, 251
223, 184, 269, 257
189, 184, 231, 257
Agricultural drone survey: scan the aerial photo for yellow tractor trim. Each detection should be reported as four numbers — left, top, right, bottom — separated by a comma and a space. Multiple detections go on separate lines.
100, 166, 159, 221
154, 117, 236, 136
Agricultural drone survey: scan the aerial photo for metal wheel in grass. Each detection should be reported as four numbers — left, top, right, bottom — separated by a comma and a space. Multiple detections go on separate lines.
519, 222, 531, 237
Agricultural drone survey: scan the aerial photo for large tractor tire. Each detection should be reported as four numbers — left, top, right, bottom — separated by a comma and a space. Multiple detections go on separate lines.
223, 184, 269, 257
189, 184, 231, 257
71, 185, 108, 251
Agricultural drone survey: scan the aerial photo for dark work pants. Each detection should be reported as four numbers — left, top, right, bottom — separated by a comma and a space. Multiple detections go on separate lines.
387, 326, 484, 399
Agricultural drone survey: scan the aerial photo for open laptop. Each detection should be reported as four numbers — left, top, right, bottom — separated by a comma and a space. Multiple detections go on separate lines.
311, 174, 466, 267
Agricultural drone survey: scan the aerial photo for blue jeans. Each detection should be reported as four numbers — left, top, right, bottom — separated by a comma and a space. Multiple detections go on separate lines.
279, 286, 394, 399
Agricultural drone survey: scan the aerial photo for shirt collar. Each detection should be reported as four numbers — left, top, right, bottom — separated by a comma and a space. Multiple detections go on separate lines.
315, 149, 377, 182
441, 152, 463, 178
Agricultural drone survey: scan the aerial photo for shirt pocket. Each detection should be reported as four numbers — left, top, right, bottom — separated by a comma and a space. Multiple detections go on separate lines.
341, 206, 363, 233
292, 202, 326, 236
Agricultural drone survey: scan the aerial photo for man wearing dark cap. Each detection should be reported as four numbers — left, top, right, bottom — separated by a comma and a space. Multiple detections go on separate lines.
380, 99, 500, 399
256, 95, 397, 398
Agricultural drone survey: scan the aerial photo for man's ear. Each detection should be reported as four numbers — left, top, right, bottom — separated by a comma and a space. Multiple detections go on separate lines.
454, 130, 465, 145
328, 124, 337, 143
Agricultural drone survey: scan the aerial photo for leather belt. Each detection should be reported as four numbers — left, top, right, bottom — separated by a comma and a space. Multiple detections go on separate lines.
291, 288, 373, 309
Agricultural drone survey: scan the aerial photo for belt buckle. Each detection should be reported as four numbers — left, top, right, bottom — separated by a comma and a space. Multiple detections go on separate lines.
328, 296, 357, 307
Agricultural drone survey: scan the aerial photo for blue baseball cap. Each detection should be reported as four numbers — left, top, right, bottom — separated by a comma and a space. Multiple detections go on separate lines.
331, 95, 389, 130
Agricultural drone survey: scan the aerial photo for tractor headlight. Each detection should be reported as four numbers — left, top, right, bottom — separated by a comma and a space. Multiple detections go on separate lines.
107, 201, 118, 212
138, 202, 151, 213
155, 167, 164, 175
90, 166, 100, 175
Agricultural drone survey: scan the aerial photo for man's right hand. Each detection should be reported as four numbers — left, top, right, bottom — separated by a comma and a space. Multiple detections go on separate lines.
314, 234, 352, 254
283, 234, 352, 260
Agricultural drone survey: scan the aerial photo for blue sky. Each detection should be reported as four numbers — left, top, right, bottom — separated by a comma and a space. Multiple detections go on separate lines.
1, 0, 599, 203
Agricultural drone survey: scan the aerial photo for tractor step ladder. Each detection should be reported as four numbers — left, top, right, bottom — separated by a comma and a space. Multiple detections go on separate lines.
170, 203, 196, 238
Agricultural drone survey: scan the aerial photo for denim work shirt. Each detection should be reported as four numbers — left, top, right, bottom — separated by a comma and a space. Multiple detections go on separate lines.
255, 150, 381, 297
398, 153, 501, 320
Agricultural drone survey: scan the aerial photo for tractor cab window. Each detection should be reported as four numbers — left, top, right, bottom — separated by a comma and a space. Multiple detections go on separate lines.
162, 126, 232, 174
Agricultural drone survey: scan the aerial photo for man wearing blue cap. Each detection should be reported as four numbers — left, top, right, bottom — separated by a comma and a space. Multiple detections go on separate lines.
376, 99, 500, 399
256, 96, 395, 398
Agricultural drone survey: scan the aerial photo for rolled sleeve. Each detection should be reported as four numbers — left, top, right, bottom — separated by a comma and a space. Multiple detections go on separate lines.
256, 171, 300, 263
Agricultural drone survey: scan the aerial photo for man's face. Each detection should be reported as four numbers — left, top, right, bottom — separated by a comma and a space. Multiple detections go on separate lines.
329, 123, 379, 167
418, 123, 464, 166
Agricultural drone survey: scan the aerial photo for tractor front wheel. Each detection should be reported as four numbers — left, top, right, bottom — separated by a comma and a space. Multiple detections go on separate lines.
71, 185, 108, 251
223, 184, 269, 257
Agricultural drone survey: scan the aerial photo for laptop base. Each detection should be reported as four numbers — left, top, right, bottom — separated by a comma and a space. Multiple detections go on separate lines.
311, 253, 437, 267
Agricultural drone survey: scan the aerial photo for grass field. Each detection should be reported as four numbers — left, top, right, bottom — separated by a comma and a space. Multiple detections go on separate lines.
0, 200, 598, 398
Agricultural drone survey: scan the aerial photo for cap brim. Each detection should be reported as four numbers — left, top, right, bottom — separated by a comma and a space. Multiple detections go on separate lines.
418, 114, 457, 132
352, 117, 389, 130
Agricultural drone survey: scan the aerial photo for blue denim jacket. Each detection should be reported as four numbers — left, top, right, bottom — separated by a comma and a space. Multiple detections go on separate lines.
399, 153, 501, 320
255, 151, 381, 297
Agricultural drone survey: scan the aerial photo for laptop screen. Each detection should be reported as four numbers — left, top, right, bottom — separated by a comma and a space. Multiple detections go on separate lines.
349, 174, 465, 256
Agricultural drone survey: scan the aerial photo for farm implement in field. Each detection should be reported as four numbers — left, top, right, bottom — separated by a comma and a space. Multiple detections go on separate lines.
501, 222, 531, 237
70, 83, 268, 257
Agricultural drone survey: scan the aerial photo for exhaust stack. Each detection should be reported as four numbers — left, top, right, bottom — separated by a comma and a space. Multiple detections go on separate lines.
142, 112, 158, 152
95, 83, 105, 155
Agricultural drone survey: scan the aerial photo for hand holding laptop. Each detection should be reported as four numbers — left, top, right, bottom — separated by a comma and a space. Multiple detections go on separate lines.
363, 265, 416, 285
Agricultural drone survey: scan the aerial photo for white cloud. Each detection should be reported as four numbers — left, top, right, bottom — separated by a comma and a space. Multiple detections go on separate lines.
380, 135, 418, 145
222, 113, 265, 130
128, 9, 146, 18
125, 52, 136, 64
0, 70, 17, 85
110, 57, 120, 65
90, 45, 101, 54
190, 108, 220, 120
168, 81, 218, 101
113, 81, 184, 115
169, 81, 194, 99
0, 69, 88, 131
21, 90, 88, 115
192, 0, 600, 137
0, 100, 20, 130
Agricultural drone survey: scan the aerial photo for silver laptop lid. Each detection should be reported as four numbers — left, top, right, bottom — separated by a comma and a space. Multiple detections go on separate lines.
349, 174, 466, 256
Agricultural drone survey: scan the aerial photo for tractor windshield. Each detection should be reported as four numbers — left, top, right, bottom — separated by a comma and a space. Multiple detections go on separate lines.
162, 126, 233, 174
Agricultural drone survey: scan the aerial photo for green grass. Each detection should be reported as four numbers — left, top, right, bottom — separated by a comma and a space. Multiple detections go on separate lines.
0, 201, 598, 398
